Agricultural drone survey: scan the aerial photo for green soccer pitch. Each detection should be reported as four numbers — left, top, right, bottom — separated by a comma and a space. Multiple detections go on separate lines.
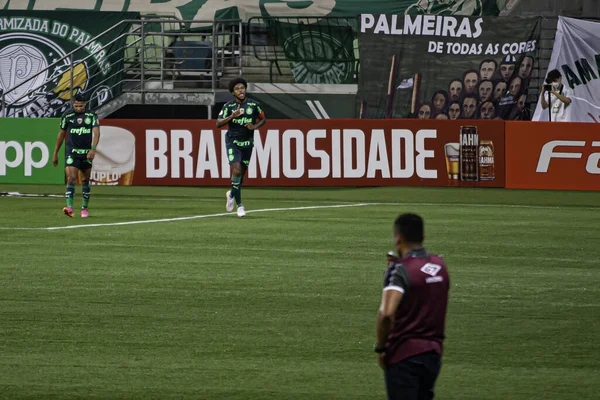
0, 185, 599, 399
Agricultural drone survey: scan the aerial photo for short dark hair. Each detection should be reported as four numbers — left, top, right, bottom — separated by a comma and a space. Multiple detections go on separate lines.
418, 102, 432, 111
448, 100, 461, 109
477, 79, 493, 88
462, 94, 479, 104
520, 55, 534, 63
228, 77, 247, 93
546, 69, 562, 84
479, 59, 498, 69
394, 213, 424, 243
72, 94, 85, 102
462, 69, 479, 81
431, 90, 449, 104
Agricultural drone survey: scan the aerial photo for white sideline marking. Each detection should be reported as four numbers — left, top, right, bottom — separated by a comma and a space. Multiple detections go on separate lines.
0, 201, 598, 231
0, 203, 371, 231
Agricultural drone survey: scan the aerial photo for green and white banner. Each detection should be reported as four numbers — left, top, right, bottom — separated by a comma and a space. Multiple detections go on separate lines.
269, 19, 356, 84
0, 11, 138, 118
0, 118, 64, 184
0, 1, 507, 21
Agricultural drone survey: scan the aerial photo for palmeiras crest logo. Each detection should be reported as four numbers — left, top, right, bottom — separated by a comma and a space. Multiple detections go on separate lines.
0, 32, 90, 118
283, 30, 354, 85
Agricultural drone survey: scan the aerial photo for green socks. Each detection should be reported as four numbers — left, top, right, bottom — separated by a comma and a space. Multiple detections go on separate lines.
82, 183, 90, 209
231, 175, 242, 206
66, 183, 75, 208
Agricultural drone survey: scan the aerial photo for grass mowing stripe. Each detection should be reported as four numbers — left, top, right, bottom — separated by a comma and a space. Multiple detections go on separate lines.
0, 203, 371, 231
2, 201, 599, 231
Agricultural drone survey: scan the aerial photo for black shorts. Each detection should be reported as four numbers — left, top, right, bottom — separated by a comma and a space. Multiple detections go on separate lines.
65, 154, 93, 170
384, 352, 441, 400
225, 135, 253, 166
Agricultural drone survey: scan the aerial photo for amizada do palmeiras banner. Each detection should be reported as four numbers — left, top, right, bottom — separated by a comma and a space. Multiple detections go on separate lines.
0, 11, 138, 118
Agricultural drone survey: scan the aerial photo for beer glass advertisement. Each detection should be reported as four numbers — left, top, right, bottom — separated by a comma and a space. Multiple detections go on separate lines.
358, 15, 541, 120
76, 126, 136, 186
97, 119, 505, 188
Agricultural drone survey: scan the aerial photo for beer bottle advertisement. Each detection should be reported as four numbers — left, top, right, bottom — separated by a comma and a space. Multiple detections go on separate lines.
445, 125, 497, 185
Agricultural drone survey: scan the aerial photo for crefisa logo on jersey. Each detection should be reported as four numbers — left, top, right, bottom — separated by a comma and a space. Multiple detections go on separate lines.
0, 31, 89, 118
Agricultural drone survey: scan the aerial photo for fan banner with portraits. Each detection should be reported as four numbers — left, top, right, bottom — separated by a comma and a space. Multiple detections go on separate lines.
0, 11, 138, 118
358, 15, 541, 120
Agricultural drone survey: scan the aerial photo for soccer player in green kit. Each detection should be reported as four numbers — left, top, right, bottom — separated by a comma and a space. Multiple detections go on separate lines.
216, 78, 266, 217
52, 94, 100, 218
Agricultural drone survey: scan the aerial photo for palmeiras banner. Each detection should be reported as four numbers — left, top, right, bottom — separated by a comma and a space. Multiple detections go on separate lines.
0, 11, 138, 118
0, 1, 506, 21
358, 15, 541, 120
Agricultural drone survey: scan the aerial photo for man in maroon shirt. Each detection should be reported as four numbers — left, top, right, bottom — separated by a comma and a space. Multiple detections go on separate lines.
375, 213, 450, 400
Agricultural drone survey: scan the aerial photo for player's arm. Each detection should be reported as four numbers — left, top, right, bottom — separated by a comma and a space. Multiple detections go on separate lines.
88, 114, 101, 160
53, 116, 68, 167
216, 104, 242, 128
376, 290, 403, 350
375, 263, 410, 359
246, 106, 266, 130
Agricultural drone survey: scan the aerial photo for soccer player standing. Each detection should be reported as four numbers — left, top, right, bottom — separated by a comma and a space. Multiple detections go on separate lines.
52, 94, 100, 218
216, 78, 266, 217
375, 213, 450, 400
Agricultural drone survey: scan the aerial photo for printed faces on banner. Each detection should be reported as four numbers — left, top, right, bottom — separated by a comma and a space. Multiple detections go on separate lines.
358, 14, 540, 121
97, 120, 505, 188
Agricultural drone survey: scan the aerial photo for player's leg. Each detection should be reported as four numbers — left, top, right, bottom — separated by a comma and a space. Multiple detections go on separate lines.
80, 161, 93, 218
225, 138, 244, 212
229, 161, 243, 207
384, 360, 419, 400
233, 147, 252, 217
239, 159, 248, 186
63, 164, 78, 218
415, 352, 441, 400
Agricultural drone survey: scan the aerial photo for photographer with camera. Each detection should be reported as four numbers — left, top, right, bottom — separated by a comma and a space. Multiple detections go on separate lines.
540, 69, 572, 122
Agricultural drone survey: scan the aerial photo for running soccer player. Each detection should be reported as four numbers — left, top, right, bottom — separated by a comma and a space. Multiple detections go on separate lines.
52, 94, 100, 218
216, 77, 266, 217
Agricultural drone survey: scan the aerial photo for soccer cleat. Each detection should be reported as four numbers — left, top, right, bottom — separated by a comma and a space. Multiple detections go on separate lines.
81, 209, 89, 218
226, 190, 235, 212
237, 205, 246, 218
62, 207, 74, 218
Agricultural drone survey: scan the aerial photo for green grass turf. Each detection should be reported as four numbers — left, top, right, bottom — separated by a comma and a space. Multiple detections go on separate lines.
0, 185, 599, 399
